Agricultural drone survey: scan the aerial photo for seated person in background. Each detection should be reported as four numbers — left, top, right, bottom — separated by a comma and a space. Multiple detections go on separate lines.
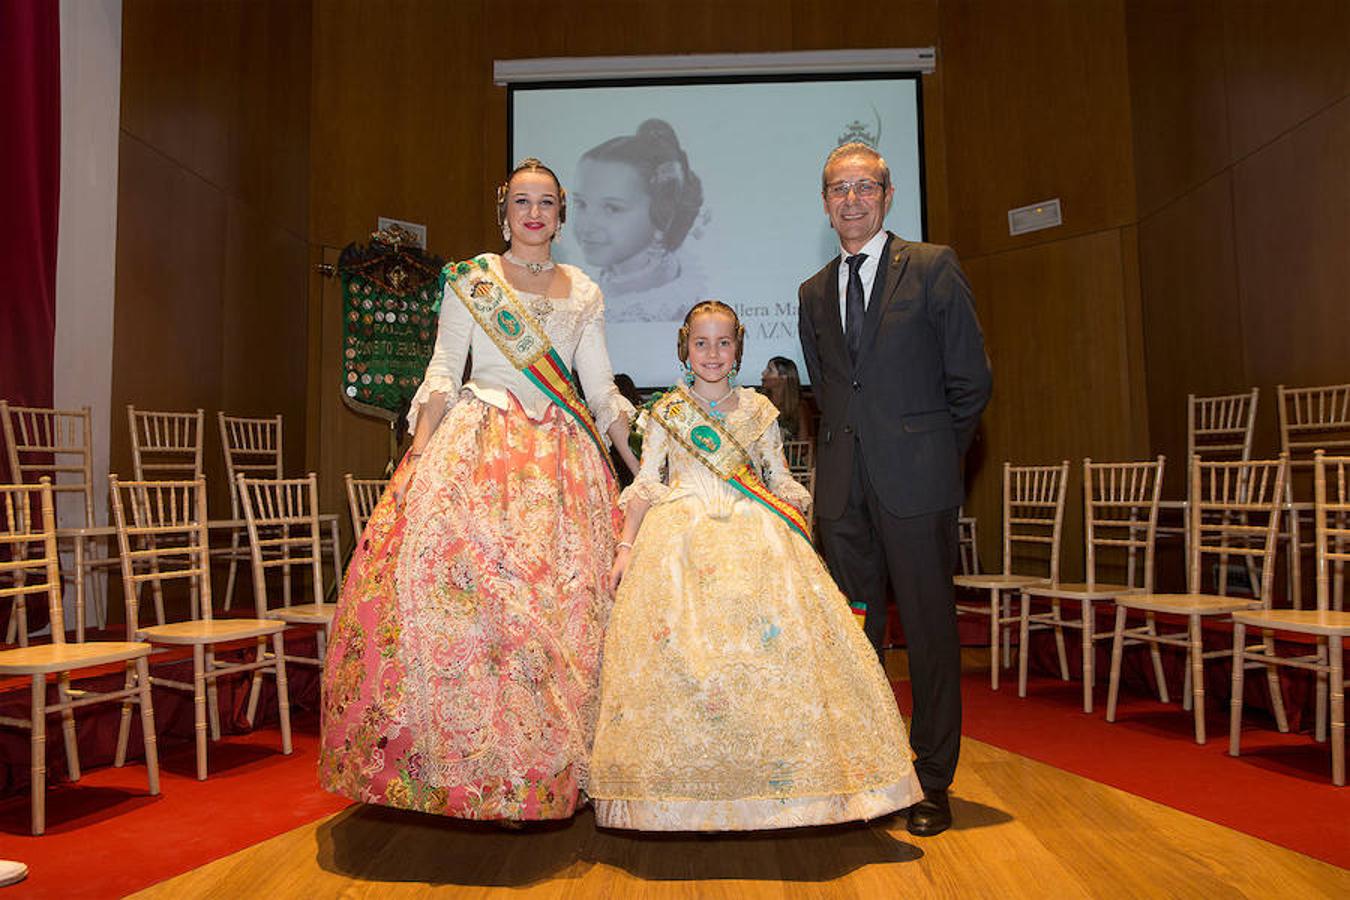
613, 373, 643, 409
760, 356, 815, 444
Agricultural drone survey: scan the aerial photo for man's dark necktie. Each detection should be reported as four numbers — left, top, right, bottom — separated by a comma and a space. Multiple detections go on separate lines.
844, 252, 867, 364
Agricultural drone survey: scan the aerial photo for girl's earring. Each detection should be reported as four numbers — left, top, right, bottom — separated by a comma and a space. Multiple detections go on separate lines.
500, 221, 512, 243
552, 222, 563, 242
728, 365, 739, 387
682, 364, 695, 387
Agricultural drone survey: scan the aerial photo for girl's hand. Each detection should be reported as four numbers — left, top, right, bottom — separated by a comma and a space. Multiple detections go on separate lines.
608, 545, 633, 591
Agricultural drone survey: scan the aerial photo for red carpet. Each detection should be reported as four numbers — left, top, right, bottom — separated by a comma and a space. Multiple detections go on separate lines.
894, 673, 1350, 869
2, 670, 1345, 896
0, 710, 349, 898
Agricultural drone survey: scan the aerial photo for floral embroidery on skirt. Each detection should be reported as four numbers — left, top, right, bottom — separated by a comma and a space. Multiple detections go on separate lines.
319, 395, 621, 820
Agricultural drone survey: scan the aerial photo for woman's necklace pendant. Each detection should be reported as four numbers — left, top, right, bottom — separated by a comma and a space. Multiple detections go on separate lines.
505, 251, 555, 276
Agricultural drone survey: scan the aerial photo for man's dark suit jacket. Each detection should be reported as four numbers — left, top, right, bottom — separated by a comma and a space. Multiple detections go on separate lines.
798, 233, 993, 521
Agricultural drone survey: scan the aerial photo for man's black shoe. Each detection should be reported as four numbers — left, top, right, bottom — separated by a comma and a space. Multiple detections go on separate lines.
906, 788, 952, 837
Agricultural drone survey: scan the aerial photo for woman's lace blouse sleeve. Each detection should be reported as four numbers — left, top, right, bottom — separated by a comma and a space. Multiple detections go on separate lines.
572, 284, 635, 442
406, 275, 471, 436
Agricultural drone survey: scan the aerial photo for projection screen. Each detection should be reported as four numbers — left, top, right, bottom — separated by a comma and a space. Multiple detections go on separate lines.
509, 72, 926, 388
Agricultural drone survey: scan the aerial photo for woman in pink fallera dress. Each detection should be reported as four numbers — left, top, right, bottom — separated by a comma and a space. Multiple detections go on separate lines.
319, 159, 637, 821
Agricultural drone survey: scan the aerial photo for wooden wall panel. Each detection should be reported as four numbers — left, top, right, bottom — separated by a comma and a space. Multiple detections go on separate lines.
1233, 97, 1350, 458
1233, 97, 1350, 388
221, 201, 311, 471
939, 0, 1137, 259
307, 0, 491, 538
1136, 173, 1245, 495
120, 0, 310, 236
1222, 0, 1350, 161
1118, 223, 1149, 455
119, 0, 242, 194
940, 1, 1145, 573
963, 230, 1140, 578
1127, 0, 1349, 504
234, 0, 312, 238
557, 0, 794, 55
308, 1, 487, 254
113, 0, 312, 523
110, 134, 227, 489
1125, 0, 1230, 217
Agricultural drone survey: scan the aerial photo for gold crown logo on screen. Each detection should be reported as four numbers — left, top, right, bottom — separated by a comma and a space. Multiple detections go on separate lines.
837, 107, 882, 149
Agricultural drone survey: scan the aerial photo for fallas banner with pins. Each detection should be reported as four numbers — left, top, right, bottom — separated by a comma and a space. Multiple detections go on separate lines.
338, 225, 445, 429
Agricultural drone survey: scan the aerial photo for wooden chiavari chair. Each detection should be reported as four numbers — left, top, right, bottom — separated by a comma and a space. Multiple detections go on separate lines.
1020, 458, 1166, 712
344, 474, 390, 538
0, 401, 117, 642
217, 413, 283, 611
236, 472, 334, 721
127, 406, 207, 625
958, 509, 981, 576
781, 439, 815, 497
110, 475, 292, 780
0, 479, 159, 835
1229, 450, 1350, 784
954, 461, 1071, 691
218, 413, 341, 612
1106, 455, 1287, 744
1191, 389, 1261, 461
1278, 383, 1350, 609
1156, 389, 1259, 562
127, 406, 205, 481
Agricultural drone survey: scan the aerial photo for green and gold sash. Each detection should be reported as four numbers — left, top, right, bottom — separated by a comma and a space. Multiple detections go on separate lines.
649, 386, 811, 543
443, 256, 615, 481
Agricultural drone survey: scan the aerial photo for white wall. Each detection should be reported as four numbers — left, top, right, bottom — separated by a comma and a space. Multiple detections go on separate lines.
54, 0, 121, 627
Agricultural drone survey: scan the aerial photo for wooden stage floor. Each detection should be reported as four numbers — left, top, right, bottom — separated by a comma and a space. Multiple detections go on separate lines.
130, 735, 1349, 898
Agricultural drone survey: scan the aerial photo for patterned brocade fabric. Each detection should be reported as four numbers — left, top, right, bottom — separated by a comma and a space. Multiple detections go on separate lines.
319, 395, 621, 820
589, 391, 922, 830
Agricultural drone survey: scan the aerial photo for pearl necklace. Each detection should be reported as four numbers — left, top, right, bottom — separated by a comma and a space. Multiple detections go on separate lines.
692, 384, 735, 420
504, 251, 554, 276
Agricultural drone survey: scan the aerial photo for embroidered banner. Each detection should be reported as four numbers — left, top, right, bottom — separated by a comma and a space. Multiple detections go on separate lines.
338, 228, 444, 424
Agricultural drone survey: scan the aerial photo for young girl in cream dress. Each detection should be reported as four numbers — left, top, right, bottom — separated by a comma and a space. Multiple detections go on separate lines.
588, 301, 922, 831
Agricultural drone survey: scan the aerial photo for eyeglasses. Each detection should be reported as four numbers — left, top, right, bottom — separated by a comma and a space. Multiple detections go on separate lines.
824, 178, 887, 200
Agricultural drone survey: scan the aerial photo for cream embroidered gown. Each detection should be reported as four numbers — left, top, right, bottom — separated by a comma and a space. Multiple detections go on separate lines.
588, 389, 922, 830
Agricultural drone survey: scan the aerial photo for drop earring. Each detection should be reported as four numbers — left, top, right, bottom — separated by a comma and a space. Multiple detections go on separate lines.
552, 222, 563, 242
500, 221, 512, 243
682, 364, 695, 387
727, 365, 739, 387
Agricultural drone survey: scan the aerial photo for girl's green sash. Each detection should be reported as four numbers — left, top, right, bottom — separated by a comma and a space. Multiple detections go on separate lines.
648, 386, 810, 543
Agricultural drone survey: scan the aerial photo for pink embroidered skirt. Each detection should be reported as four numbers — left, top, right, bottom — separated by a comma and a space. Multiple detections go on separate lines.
319, 395, 621, 819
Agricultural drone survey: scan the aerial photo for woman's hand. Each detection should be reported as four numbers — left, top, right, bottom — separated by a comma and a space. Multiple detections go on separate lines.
608, 545, 633, 591
615, 443, 639, 478
390, 451, 423, 507
607, 419, 640, 477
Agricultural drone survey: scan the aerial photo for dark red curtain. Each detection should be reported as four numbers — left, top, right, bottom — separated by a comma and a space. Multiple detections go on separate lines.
1, 2, 60, 640
0, 0, 61, 414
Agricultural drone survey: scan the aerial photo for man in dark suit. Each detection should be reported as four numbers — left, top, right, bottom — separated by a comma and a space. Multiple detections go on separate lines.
798, 142, 992, 836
